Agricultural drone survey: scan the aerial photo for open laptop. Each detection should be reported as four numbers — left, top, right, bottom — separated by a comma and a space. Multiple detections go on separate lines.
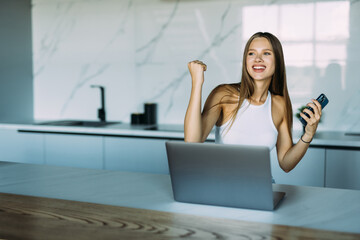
165, 141, 285, 211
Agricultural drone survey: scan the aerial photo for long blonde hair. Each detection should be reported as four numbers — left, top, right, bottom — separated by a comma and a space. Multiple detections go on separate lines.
225, 32, 293, 138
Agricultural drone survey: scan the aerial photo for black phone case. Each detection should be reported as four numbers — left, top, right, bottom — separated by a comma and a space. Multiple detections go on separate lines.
300, 93, 329, 126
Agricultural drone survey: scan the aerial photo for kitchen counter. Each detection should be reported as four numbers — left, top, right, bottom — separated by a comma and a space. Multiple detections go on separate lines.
0, 122, 187, 140
2, 192, 358, 240
0, 121, 360, 148
0, 161, 359, 236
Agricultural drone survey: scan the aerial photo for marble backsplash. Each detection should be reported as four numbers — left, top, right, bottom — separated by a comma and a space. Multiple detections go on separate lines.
32, 0, 360, 132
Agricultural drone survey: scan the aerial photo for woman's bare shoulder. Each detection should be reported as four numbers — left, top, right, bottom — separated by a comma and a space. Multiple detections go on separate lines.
272, 94, 286, 107
210, 83, 239, 98
271, 94, 287, 118
271, 94, 287, 129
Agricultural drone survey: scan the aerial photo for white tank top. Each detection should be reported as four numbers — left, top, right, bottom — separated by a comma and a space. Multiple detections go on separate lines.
215, 92, 278, 150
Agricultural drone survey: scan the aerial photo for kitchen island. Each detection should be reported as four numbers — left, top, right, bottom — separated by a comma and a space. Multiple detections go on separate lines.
0, 161, 359, 239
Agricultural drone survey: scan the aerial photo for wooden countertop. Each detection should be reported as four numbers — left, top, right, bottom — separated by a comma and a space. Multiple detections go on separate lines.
1, 192, 359, 240
0, 162, 360, 239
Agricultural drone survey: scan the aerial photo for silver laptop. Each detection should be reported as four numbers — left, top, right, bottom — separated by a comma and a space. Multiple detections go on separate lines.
165, 141, 285, 211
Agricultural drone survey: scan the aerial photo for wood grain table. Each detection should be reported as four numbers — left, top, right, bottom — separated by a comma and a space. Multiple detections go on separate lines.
0, 162, 360, 239
1, 192, 359, 240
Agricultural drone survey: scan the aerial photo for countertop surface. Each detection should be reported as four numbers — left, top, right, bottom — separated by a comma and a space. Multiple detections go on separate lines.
0, 162, 359, 235
1, 121, 360, 148
0, 121, 187, 139
2, 192, 357, 240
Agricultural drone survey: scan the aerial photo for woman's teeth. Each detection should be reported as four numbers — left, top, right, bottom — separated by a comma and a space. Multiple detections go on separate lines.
253, 66, 265, 69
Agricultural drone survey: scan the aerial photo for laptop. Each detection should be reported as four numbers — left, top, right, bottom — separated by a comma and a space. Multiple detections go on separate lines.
165, 141, 285, 211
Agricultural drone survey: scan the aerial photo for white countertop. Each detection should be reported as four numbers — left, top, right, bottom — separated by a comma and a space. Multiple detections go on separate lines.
0, 161, 359, 234
1, 121, 360, 148
0, 122, 187, 139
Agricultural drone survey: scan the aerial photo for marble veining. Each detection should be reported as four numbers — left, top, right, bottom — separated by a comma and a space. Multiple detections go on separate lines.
32, 0, 360, 132
59, 1, 133, 116
60, 63, 111, 115
146, 3, 241, 115
107, 0, 133, 45
135, 0, 179, 67
33, 1, 77, 77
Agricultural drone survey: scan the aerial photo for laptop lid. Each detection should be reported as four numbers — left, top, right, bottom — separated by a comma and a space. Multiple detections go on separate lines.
165, 141, 285, 211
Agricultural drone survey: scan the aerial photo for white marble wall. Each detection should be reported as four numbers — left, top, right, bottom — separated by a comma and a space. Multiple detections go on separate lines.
32, 0, 360, 132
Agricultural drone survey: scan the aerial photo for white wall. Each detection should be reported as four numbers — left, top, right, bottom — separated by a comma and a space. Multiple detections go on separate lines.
32, 0, 360, 132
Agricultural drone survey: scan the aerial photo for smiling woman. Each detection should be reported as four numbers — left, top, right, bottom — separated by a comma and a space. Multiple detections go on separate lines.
184, 32, 324, 174
246, 38, 276, 83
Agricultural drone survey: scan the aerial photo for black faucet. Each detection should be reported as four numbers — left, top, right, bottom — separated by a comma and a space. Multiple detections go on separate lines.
91, 85, 106, 122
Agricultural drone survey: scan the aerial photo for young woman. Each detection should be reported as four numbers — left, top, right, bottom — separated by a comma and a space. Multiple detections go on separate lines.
184, 32, 322, 173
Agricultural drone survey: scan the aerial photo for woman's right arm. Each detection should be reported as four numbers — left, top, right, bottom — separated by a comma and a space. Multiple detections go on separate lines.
184, 61, 222, 142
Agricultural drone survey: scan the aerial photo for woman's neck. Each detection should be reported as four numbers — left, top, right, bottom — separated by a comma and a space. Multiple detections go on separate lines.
250, 79, 271, 104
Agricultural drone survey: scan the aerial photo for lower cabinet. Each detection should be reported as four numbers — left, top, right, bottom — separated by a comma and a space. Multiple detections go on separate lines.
270, 147, 325, 187
2, 127, 360, 190
0, 129, 45, 164
45, 134, 103, 169
325, 149, 360, 190
104, 137, 170, 174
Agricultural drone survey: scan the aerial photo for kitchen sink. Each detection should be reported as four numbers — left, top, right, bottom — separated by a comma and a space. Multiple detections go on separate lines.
36, 120, 121, 127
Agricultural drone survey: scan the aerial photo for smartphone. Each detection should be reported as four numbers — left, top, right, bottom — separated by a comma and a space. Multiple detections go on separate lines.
300, 93, 329, 126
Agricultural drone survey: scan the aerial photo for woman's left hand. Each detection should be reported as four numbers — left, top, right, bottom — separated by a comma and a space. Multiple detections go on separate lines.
300, 99, 322, 141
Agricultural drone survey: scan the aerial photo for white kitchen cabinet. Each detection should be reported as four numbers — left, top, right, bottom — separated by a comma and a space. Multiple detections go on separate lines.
104, 137, 171, 174
4, 125, 360, 191
325, 149, 360, 190
270, 147, 325, 187
45, 134, 103, 169
0, 129, 45, 164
